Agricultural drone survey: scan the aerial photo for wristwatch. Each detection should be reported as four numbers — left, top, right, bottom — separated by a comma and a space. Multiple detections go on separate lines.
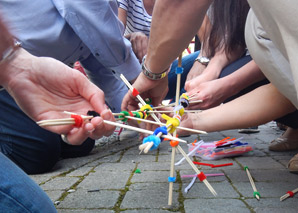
195, 56, 210, 66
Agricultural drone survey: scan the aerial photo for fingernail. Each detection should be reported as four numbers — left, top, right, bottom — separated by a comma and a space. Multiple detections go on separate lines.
102, 110, 112, 120
88, 128, 95, 133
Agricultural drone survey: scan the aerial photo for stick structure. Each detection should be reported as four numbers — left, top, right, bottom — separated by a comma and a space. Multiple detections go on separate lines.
122, 115, 207, 134
37, 114, 186, 143
120, 74, 161, 123
280, 187, 298, 201
181, 173, 225, 178
244, 166, 260, 200
177, 145, 217, 196
175, 141, 204, 166
37, 115, 93, 126
168, 54, 183, 205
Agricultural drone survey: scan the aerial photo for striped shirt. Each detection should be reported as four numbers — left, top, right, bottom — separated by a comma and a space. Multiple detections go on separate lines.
118, 0, 152, 37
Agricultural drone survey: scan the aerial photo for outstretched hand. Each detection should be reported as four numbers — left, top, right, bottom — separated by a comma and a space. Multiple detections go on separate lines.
121, 72, 168, 111
0, 49, 115, 145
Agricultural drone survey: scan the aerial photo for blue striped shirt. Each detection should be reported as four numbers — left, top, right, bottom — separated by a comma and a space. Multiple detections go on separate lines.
118, 0, 152, 37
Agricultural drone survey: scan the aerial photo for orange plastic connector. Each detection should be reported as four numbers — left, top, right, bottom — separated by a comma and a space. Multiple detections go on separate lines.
170, 140, 179, 147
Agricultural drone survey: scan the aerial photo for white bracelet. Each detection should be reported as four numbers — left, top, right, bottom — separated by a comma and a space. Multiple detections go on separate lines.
0, 40, 21, 65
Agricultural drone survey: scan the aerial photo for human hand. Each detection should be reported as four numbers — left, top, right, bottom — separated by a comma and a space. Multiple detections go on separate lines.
129, 32, 149, 63
121, 72, 168, 112
185, 60, 206, 82
186, 78, 230, 110
0, 49, 116, 145
185, 66, 220, 92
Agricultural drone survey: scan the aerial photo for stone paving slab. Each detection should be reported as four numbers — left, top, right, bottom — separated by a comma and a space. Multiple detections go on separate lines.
29, 122, 298, 212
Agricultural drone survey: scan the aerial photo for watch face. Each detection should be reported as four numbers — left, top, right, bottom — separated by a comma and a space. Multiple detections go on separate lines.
196, 56, 210, 65
200, 57, 210, 63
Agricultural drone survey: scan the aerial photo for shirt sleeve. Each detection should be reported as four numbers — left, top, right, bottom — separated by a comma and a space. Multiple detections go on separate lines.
118, 0, 128, 11
52, 0, 141, 81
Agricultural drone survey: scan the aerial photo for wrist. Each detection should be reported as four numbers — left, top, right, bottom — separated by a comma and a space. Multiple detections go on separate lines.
195, 56, 209, 66
0, 40, 21, 67
0, 41, 22, 86
0, 47, 26, 88
141, 55, 170, 81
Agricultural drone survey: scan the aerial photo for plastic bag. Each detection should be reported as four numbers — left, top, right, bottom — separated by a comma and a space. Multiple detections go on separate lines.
188, 137, 253, 160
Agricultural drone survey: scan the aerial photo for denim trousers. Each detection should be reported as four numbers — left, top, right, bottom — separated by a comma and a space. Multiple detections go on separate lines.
167, 50, 298, 128
0, 152, 57, 212
166, 51, 269, 101
0, 90, 95, 174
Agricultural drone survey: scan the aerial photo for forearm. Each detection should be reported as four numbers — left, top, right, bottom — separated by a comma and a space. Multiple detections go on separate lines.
195, 83, 296, 132
0, 17, 13, 57
0, 17, 19, 85
145, 0, 212, 73
221, 60, 266, 96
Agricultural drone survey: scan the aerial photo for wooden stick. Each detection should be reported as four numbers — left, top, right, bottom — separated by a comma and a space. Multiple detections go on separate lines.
37, 116, 187, 143
37, 118, 76, 124
151, 103, 176, 110
244, 166, 260, 200
37, 116, 93, 124
169, 54, 182, 206
280, 187, 298, 201
147, 110, 202, 113
38, 121, 75, 126
102, 120, 186, 143
139, 131, 163, 154
176, 144, 217, 196
123, 115, 207, 134
189, 100, 203, 104
175, 141, 204, 166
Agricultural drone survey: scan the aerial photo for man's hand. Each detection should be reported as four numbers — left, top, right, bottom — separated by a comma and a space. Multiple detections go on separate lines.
0, 48, 116, 145
129, 32, 149, 63
121, 72, 168, 111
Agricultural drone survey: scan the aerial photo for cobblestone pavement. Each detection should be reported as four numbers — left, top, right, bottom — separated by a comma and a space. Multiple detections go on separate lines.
30, 122, 298, 212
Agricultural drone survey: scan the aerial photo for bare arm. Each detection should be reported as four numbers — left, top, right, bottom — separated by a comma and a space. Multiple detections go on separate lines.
186, 60, 266, 109
122, 0, 212, 110
145, 0, 212, 73
179, 83, 296, 134
219, 60, 266, 96
0, 18, 115, 145
118, 7, 127, 27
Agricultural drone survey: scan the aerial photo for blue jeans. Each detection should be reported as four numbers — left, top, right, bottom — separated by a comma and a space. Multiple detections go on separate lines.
0, 90, 95, 174
0, 152, 57, 212
167, 52, 270, 104
167, 51, 298, 128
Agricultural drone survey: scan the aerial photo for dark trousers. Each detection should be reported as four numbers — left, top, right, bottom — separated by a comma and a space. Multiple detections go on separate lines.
0, 90, 94, 174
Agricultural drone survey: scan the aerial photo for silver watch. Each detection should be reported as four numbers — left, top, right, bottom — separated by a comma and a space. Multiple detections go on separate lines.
195, 56, 210, 66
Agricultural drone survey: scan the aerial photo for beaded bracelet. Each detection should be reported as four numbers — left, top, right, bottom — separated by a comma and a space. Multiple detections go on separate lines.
141, 55, 170, 80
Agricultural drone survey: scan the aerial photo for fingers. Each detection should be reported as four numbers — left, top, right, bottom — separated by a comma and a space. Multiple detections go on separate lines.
88, 109, 116, 139
64, 127, 89, 145
121, 90, 139, 111
61, 109, 116, 145
130, 32, 148, 62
